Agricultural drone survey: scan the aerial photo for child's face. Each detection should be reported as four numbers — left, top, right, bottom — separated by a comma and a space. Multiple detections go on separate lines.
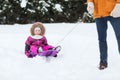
34, 27, 41, 35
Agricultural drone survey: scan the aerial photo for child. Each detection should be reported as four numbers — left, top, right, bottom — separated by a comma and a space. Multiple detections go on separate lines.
25, 22, 61, 58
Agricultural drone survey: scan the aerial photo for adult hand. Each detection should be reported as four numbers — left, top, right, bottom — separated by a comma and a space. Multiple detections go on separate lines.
87, 2, 94, 14
110, 4, 120, 18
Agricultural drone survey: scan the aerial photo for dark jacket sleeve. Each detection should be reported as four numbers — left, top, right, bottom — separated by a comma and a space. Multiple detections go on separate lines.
25, 36, 31, 51
25, 44, 30, 51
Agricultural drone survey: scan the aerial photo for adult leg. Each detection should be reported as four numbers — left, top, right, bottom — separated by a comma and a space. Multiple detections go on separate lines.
95, 17, 108, 66
109, 17, 120, 53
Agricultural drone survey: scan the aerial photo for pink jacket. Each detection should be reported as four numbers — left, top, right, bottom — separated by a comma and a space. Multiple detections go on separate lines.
25, 36, 54, 57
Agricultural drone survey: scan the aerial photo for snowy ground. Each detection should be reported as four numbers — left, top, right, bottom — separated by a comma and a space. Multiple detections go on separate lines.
0, 23, 120, 80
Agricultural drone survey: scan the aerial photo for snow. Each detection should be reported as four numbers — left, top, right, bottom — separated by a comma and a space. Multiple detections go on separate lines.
0, 10, 2, 13
39, 1, 50, 7
0, 23, 120, 80
20, 0, 27, 8
55, 4, 63, 12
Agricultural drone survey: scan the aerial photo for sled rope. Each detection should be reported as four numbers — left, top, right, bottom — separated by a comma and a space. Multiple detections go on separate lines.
54, 2, 87, 46
55, 22, 80, 45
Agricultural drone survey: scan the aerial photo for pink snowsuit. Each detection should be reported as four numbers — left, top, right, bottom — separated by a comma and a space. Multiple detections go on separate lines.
25, 36, 58, 58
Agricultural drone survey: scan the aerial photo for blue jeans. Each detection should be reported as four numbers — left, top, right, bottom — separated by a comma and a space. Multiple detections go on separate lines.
95, 16, 120, 64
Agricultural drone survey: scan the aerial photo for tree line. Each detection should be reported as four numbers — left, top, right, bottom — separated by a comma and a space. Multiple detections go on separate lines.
0, 0, 94, 24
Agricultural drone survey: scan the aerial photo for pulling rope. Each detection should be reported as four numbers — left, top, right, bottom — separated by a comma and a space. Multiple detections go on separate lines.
54, 2, 88, 45
55, 22, 80, 46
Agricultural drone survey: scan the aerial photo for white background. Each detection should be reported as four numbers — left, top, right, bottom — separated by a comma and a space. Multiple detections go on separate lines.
0, 23, 120, 80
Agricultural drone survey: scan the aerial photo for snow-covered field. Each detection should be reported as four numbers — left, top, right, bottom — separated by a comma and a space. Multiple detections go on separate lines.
0, 23, 120, 80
